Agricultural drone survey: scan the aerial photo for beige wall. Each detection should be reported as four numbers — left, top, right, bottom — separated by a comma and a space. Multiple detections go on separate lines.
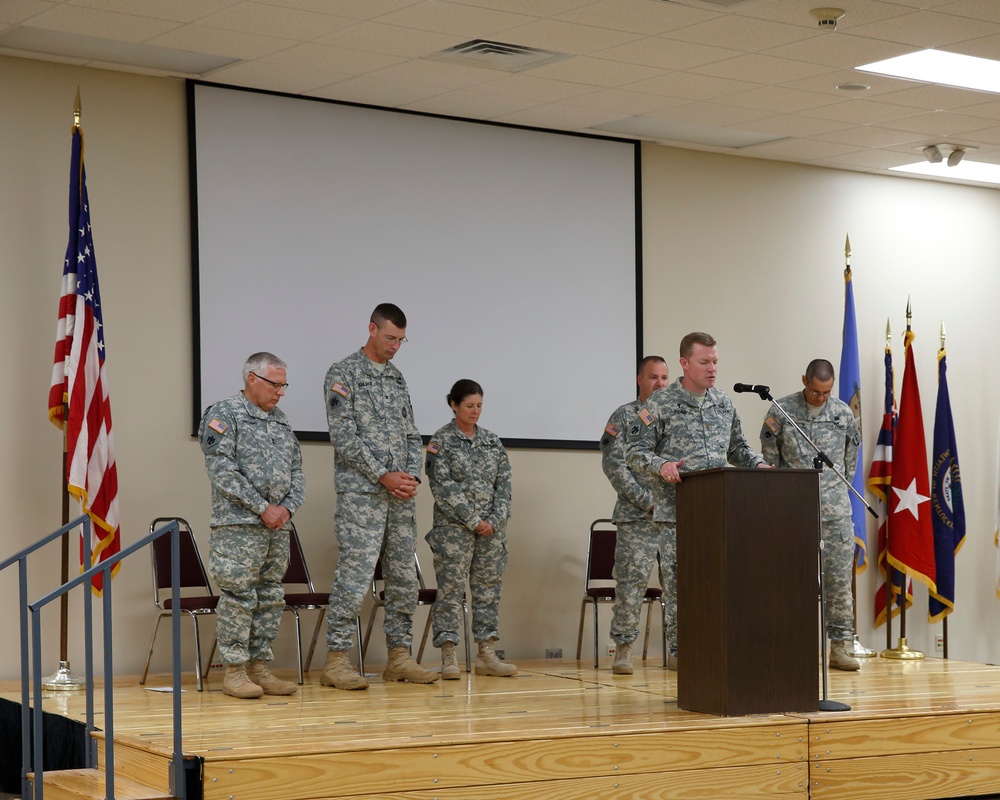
2, 55, 999, 682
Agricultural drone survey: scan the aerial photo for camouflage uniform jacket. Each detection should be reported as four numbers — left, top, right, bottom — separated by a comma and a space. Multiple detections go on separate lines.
600, 399, 654, 523
199, 392, 305, 527
625, 379, 764, 523
760, 391, 859, 520
426, 422, 512, 532
324, 349, 422, 493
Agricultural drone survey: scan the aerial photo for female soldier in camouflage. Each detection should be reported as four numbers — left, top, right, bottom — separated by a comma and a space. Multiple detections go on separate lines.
425, 380, 515, 679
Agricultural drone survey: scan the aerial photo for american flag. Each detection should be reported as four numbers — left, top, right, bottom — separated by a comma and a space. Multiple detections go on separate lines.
47, 125, 120, 593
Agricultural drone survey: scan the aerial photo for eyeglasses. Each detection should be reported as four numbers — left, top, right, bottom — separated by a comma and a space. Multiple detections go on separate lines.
251, 372, 289, 390
376, 326, 408, 345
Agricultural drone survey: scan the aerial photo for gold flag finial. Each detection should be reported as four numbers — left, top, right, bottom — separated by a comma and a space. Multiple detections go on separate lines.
885, 318, 891, 349
940, 318, 946, 350
845, 233, 851, 268
905, 295, 912, 332
73, 87, 81, 128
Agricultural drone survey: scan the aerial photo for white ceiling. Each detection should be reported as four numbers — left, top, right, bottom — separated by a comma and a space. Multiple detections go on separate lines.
6, 0, 1000, 186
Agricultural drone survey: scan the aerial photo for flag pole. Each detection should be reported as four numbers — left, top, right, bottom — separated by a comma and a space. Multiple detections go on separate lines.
44, 89, 86, 690
882, 318, 893, 652
940, 319, 949, 659
882, 297, 925, 660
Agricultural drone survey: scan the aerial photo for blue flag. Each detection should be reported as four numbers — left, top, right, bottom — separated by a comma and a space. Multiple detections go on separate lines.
929, 349, 964, 621
838, 267, 867, 571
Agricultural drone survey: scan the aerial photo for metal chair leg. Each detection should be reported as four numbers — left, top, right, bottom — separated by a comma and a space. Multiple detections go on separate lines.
190, 612, 205, 692
139, 613, 164, 685
290, 608, 304, 685
462, 600, 472, 672
416, 612, 432, 663
356, 616, 365, 676
642, 600, 653, 661
592, 599, 600, 669
576, 600, 587, 660
304, 610, 325, 673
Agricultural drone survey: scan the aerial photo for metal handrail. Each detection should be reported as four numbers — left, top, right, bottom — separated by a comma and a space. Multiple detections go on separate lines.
4, 517, 187, 800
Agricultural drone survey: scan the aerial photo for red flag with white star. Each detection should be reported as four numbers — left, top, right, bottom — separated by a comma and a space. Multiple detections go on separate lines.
887, 329, 936, 593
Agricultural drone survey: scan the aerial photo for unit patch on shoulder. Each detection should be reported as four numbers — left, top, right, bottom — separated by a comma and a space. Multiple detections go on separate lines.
638, 408, 654, 426
427, 441, 441, 455
330, 382, 349, 397
208, 418, 228, 435
764, 416, 779, 434
605, 422, 620, 437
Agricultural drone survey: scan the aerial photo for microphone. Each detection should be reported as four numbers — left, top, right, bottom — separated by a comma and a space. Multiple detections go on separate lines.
733, 383, 771, 399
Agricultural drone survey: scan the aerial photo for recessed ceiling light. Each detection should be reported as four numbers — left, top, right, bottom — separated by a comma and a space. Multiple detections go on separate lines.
890, 159, 1000, 186
858, 49, 1000, 94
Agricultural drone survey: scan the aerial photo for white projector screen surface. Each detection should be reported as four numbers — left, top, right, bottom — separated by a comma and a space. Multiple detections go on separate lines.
191, 83, 639, 446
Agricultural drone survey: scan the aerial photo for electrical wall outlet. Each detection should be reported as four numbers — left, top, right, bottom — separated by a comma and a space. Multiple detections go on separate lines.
545, 648, 562, 659
934, 633, 944, 653
209, 660, 224, 671
606, 643, 616, 658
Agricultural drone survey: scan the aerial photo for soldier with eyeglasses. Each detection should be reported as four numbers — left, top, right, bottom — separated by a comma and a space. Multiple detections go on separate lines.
199, 351, 305, 699
320, 303, 436, 689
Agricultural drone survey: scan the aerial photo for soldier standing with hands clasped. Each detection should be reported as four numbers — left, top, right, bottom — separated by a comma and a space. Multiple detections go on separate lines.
200, 352, 305, 699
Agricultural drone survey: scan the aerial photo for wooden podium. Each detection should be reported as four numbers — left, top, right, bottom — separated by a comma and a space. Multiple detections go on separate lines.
675, 467, 820, 716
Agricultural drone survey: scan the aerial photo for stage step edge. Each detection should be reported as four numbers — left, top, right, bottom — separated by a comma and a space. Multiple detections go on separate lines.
27, 768, 174, 800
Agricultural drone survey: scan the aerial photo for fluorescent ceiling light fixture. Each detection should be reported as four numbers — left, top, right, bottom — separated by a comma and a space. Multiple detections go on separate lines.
0, 27, 237, 75
890, 159, 1000, 186
858, 49, 1000, 94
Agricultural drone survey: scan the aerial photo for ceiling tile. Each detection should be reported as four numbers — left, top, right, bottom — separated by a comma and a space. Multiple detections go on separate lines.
668, 15, 818, 52
529, 55, 665, 87
627, 71, 762, 100
595, 35, 743, 71
21, 4, 179, 41
495, 18, 644, 53
848, 9, 1000, 48
693, 53, 836, 84
66, 0, 235, 24
263, 43, 405, 73
308, 74, 447, 105
148, 24, 295, 59
555, 0, 719, 35
401, 87, 541, 117
314, 22, 460, 58
0, 0, 59, 25
887, 110, 998, 136
724, 86, 843, 114
368, 58, 503, 90
195, 3, 356, 39
562, 87, 690, 115
373, 0, 536, 38
205, 59, 345, 93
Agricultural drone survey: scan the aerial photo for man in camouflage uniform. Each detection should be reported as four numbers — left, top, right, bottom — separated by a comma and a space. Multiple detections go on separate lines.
321, 303, 436, 689
425, 379, 514, 679
600, 356, 670, 675
760, 359, 861, 671
625, 332, 769, 672
200, 352, 305, 699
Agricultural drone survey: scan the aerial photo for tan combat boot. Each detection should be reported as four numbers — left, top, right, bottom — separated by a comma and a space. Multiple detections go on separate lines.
440, 642, 461, 680
829, 640, 861, 671
223, 663, 264, 699
320, 650, 369, 690
475, 639, 517, 677
247, 660, 298, 695
383, 646, 438, 683
612, 642, 633, 675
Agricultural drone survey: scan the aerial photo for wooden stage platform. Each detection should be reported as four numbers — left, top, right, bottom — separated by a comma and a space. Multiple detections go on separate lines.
7, 655, 1000, 800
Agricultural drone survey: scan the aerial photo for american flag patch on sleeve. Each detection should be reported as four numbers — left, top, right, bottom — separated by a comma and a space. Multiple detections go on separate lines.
427, 442, 440, 455
331, 382, 349, 397
208, 418, 228, 435
639, 408, 654, 426
605, 422, 620, 437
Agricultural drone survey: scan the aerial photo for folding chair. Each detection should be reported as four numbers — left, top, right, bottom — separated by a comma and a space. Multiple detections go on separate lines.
362, 553, 471, 673
575, 518, 667, 668
283, 524, 366, 679
140, 517, 218, 691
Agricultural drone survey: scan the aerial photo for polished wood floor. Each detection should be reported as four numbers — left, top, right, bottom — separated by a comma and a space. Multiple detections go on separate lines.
7, 655, 1000, 800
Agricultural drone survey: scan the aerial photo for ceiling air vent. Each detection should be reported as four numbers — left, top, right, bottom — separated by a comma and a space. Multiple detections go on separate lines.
429, 39, 570, 72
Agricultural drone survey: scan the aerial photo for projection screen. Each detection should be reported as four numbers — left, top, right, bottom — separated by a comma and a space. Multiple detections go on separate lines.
189, 82, 640, 447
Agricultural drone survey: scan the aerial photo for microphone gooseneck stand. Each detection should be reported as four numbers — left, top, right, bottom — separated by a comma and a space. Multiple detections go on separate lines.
739, 383, 877, 713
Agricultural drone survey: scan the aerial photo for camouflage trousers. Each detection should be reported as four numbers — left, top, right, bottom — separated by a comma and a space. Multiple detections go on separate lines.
822, 516, 855, 642
610, 519, 676, 656
325, 491, 419, 652
208, 524, 289, 665
426, 524, 508, 647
